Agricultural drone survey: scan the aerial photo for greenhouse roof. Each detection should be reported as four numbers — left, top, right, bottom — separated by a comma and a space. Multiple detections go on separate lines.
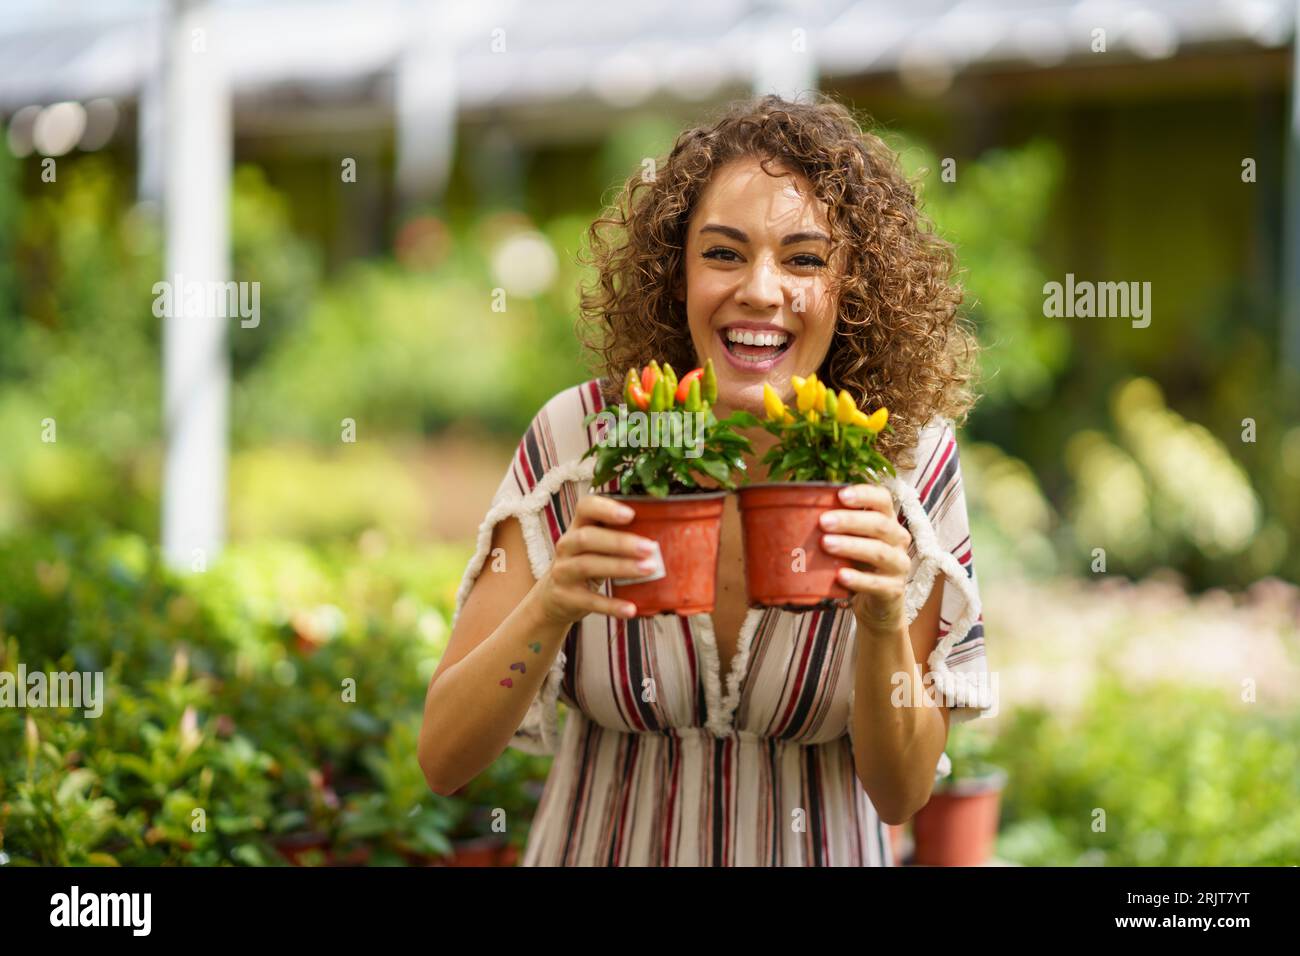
0, 0, 1293, 114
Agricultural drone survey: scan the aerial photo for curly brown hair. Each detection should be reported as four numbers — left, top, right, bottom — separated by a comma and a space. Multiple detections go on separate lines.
575, 92, 979, 470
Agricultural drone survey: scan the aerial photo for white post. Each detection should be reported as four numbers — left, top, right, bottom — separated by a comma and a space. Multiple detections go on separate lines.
395, 1, 457, 210
161, 0, 230, 570
752, 9, 818, 100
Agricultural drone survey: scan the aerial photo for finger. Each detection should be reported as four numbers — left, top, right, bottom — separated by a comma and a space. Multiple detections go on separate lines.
821, 534, 912, 577
556, 586, 637, 620
836, 566, 908, 597
572, 493, 636, 529
836, 483, 896, 517
554, 553, 659, 586
556, 524, 657, 559
819, 508, 911, 549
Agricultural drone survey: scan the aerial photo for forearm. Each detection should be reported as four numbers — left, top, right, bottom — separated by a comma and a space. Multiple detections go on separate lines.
849, 621, 948, 825
419, 585, 571, 794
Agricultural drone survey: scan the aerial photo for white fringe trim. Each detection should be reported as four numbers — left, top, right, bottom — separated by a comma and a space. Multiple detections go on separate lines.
687, 614, 730, 737
450, 456, 597, 756
722, 608, 765, 730
692, 607, 766, 737
883, 475, 990, 715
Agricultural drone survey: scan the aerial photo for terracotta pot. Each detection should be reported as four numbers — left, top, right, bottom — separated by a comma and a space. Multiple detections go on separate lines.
737, 482, 854, 610
910, 770, 1006, 866
432, 836, 520, 867
608, 492, 726, 617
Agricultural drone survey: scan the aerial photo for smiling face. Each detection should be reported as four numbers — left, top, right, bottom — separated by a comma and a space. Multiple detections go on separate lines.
677, 155, 839, 416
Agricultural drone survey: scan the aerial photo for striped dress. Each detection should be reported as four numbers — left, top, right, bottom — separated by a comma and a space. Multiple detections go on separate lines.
452, 379, 993, 866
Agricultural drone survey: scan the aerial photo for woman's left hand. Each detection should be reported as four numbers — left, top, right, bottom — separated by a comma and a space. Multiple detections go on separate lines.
818, 483, 913, 636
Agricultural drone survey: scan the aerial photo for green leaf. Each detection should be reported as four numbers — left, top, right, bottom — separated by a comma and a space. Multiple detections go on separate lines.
693, 456, 733, 486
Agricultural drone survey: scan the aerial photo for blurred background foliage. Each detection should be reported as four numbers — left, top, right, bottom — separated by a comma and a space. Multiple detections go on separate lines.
0, 104, 1296, 865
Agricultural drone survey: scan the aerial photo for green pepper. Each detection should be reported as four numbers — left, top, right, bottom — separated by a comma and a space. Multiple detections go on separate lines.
702, 358, 718, 404
649, 375, 669, 413
684, 377, 702, 412
661, 363, 678, 406
823, 383, 837, 417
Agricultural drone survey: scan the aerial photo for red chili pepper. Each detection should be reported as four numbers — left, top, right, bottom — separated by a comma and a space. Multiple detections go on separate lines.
623, 367, 651, 411
641, 361, 661, 396
675, 367, 703, 405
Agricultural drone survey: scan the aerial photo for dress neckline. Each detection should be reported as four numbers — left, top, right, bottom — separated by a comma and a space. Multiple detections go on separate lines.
690, 607, 767, 737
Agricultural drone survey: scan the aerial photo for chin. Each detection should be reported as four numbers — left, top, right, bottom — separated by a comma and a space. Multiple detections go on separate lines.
716, 382, 766, 415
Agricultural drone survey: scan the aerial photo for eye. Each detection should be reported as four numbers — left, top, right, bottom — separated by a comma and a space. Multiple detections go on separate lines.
790, 253, 826, 268
702, 247, 741, 262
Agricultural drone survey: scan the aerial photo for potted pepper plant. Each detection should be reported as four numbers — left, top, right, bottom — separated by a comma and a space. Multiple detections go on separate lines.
910, 722, 1007, 866
738, 373, 895, 609
581, 358, 754, 616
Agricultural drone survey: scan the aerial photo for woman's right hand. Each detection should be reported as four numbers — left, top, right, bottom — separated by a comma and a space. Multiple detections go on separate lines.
532, 494, 659, 625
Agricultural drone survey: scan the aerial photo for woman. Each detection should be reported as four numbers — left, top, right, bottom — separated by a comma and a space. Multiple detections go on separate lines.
418, 93, 991, 866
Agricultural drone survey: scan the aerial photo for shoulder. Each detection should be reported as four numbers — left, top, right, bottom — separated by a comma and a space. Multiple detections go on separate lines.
505, 379, 611, 494
526, 378, 611, 449
526, 378, 605, 421
896, 415, 961, 489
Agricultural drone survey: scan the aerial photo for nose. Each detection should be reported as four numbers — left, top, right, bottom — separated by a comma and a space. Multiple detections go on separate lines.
735, 255, 784, 312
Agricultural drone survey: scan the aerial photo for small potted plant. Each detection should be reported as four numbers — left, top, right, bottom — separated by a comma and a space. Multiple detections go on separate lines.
910, 723, 1007, 867
738, 373, 894, 609
582, 358, 754, 616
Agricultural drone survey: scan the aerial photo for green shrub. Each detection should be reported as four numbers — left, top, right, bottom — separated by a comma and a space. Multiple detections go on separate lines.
988, 673, 1300, 866
0, 530, 549, 866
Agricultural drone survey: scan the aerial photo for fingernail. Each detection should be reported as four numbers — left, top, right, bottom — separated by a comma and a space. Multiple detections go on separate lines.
820, 512, 840, 529
637, 558, 657, 572
616, 505, 635, 519
636, 538, 656, 555
621, 603, 637, 617
838, 487, 857, 503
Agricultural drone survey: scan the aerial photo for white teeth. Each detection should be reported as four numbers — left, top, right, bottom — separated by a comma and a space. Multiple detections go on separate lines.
725, 328, 790, 348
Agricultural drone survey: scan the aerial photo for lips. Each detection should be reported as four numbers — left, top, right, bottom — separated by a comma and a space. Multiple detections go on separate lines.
717, 324, 795, 372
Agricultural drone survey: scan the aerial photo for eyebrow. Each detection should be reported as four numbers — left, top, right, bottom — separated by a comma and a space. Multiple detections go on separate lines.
698, 223, 830, 246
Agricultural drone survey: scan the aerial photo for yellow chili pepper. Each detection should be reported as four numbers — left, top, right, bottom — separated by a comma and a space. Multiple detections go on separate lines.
836, 389, 856, 424
864, 408, 889, 432
794, 373, 819, 413
762, 382, 788, 422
